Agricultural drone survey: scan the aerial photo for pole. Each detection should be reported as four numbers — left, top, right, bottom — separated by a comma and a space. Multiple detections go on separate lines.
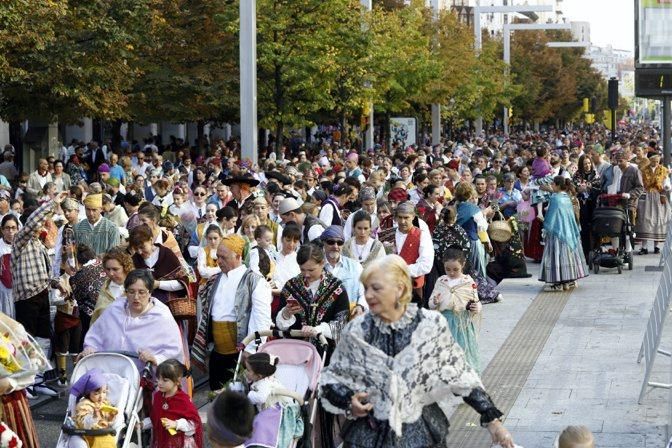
664, 97, 671, 167
611, 107, 616, 143
474, 4, 483, 136
361, 0, 373, 151
503, 24, 511, 136
430, 0, 441, 146
240, 0, 258, 165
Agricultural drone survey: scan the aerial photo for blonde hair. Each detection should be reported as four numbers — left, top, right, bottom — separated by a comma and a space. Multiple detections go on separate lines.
360, 255, 412, 307
557, 426, 594, 448
241, 214, 261, 230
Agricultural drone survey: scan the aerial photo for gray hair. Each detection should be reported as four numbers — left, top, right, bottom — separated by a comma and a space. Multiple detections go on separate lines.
359, 186, 376, 202
394, 201, 416, 217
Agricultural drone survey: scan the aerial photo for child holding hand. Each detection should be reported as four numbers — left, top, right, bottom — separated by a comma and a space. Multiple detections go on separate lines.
148, 359, 203, 448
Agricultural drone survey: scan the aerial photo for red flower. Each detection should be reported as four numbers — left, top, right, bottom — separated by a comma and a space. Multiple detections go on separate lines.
8, 436, 19, 448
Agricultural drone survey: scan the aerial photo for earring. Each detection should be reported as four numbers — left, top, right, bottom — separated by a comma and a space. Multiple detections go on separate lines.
394, 294, 401, 309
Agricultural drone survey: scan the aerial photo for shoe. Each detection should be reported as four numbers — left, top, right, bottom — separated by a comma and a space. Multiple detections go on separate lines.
547, 284, 563, 292
495, 294, 503, 302
655, 247, 661, 255
25, 387, 37, 400
639, 248, 649, 255
33, 383, 59, 397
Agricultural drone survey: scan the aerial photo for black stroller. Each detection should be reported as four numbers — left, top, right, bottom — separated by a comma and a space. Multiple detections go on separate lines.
588, 194, 634, 274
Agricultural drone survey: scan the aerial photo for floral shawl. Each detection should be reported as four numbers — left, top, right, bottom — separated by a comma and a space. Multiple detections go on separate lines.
319, 304, 483, 437
280, 273, 350, 345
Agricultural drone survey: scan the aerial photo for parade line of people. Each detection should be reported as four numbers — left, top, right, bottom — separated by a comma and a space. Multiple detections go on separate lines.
0, 125, 654, 447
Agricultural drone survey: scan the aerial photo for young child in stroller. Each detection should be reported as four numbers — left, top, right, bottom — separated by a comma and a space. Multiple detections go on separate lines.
70, 368, 118, 448
144, 359, 203, 448
245, 353, 294, 410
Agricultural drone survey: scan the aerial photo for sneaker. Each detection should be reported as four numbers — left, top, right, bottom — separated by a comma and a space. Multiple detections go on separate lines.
33, 383, 59, 397
655, 247, 661, 255
495, 294, 504, 302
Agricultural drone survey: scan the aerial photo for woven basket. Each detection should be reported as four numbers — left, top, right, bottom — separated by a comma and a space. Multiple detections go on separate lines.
167, 297, 197, 319
488, 212, 512, 243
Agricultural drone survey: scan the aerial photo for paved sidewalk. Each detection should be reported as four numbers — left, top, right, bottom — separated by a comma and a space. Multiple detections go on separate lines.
453, 256, 670, 447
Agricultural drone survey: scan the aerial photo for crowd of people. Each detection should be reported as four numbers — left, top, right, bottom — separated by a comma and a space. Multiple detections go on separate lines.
0, 123, 655, 447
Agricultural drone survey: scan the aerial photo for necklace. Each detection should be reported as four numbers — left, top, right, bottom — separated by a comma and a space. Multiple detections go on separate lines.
353, 240, 368, 261
162, 392, 171, 410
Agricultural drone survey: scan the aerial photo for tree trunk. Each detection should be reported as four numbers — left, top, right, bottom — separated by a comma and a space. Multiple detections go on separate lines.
111, 120, 123, 153
197, 120, 205, 156
340, 111, 347, 147
274, 121, 284, 157
9, 121, 24, 173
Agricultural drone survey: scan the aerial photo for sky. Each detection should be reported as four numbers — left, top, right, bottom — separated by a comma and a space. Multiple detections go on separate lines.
560, 0, 634, 52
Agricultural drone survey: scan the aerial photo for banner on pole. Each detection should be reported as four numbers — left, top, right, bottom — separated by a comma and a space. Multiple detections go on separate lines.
389, 117, 416, 149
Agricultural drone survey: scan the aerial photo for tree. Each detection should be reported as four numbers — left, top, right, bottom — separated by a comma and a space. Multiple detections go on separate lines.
0, 0, 151, 124
130, 0, 239, 133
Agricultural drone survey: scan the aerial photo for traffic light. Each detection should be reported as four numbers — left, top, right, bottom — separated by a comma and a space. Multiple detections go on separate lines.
608, 78, 619, 110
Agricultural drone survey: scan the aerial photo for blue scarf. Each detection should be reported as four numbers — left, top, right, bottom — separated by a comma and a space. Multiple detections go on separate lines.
544, 192, 581, 249
456, 201, 481, 227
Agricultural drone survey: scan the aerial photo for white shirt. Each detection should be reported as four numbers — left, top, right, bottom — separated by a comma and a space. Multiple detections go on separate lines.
607, 166, 623, 195
318, 201, 340, 227
210, 265, 272, 351
394, 226, 434, 278
143, 248, 182, 291
272, 251, 300, 291
197, 247, 221, 280
324, 257, 367, 308
108, 281, 124, 300
248, 246, 277, 277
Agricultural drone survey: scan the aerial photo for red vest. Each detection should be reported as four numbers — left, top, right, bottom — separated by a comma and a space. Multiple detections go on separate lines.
398, 227, 425, 289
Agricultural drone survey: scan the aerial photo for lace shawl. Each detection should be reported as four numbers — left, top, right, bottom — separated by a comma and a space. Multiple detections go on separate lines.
319, 304, 483, 437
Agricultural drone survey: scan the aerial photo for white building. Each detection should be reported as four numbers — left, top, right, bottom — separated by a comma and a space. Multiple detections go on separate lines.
570, 21, 590, 44
586, 45, 634, 80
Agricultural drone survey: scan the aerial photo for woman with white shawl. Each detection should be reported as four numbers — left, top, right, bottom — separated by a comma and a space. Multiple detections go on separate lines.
319, 255, 515, 448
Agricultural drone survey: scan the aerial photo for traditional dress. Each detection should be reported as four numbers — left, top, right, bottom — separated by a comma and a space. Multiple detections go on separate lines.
428, 275, 480, 371
456, 201, 489, 278
0, 312, 50, 448
276, 273, 350, 352
73, 217, 121, 256
539, 192, 588, 284
149, 389, 203, 448
0, 239, 13, 318
69, 259, 107, 344
635, 164, 671, 243
132, 245, 191, 309
319, 304, 503, 448
432, 223, 501, 304
342, 238, 386, 269
84, 298, 185, 373
91, 279, 125, 325
486, 218, 530, 284
196, 246, 220, 284
573, 169, 601, 262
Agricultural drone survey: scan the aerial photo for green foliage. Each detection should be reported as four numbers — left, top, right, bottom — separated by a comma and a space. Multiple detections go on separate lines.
0, 0, 150, 123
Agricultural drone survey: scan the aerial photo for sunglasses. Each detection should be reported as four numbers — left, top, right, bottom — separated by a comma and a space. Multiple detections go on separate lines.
194, 192, 207, 196
324, 239, 344, 246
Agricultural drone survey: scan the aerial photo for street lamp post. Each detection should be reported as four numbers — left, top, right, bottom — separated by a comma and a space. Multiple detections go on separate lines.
472, 4, 553, 135
240, 0, 258, 165
361, 0, 374, 151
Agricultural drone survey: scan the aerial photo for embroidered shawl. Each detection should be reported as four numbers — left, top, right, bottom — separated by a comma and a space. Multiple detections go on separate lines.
320, 304, 483, 437
428, 275, 478, 313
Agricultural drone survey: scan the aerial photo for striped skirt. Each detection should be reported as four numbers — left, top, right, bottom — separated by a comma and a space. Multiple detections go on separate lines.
539, 235, 588, 284
635, 191, 671, 242
1, 390, 39, 448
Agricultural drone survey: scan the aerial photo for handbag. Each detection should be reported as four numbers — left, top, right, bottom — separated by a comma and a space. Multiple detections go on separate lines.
488, 211, 513, 243
166, 295, 197, 319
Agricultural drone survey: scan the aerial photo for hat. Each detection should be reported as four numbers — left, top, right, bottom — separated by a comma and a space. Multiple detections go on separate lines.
388, 187, 409, 203
97, 163, 110, 173
70, 368, 106, 399
62, 198, 79, 211
222, 174, 260, 187
220, 234, 246, 257
319, 156, 330, 167
210, 157, 222, 166
83, 194, 103, 209
346, 152, 359, 162
320, 225, 344, 242
278, 198, 302, 215
447, 159, 460, 171
265, 171, 291, 186
0, 191, 10, 201
106, 178, 120, 188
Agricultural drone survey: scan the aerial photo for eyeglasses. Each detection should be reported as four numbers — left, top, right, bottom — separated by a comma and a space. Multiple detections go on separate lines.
324, 239, 344, 246
194, 192, 207, 196
126, 289, 150, 297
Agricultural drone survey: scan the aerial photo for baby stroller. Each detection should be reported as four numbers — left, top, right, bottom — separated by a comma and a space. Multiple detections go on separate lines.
55, 352, 149, 448
588, 194, 634, 274
231, 329, 328, 448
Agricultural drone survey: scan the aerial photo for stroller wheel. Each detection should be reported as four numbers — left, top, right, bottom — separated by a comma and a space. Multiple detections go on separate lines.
593, 263, 600, 274
587, 252, 593, 269
617, 264, 622, 274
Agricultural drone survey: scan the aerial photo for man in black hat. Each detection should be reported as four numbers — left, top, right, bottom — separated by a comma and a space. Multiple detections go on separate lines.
223, 174, 259, 216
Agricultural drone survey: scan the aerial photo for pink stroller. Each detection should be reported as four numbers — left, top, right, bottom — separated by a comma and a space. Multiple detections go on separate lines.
233, 329, 328, 448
